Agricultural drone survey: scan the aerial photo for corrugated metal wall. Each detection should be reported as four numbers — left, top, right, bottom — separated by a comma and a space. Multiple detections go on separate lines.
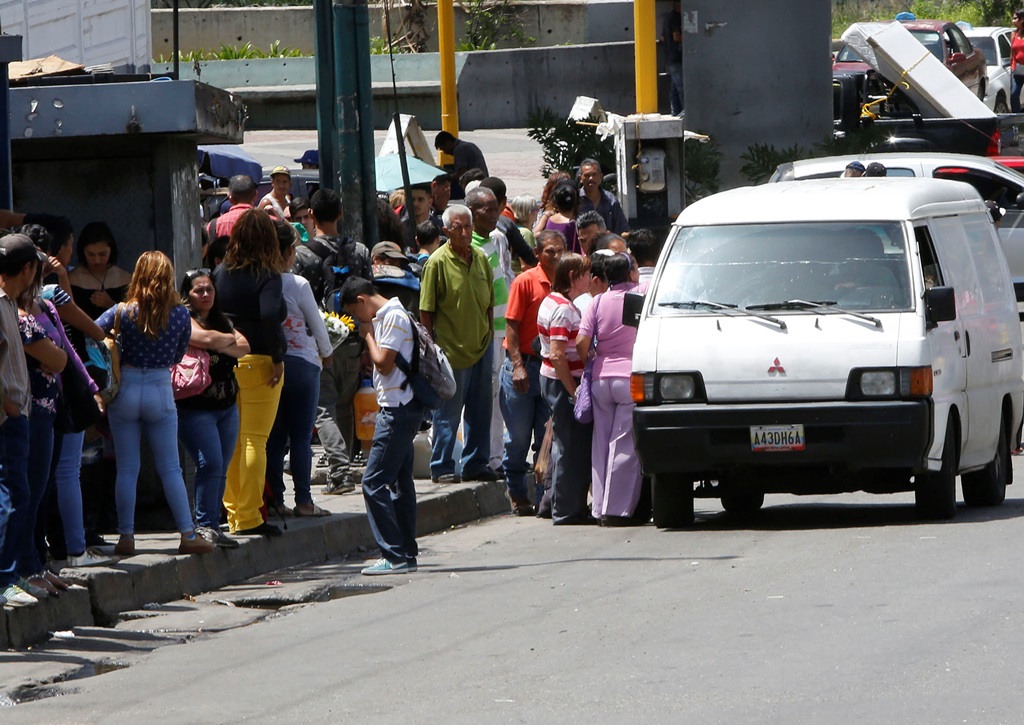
0, 0, 151, 71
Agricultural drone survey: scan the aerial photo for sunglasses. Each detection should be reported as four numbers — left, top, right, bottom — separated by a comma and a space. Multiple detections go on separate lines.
185, 267, 212, 281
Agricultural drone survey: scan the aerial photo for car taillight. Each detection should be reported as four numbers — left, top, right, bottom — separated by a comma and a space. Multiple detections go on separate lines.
987, 128, 1002, 157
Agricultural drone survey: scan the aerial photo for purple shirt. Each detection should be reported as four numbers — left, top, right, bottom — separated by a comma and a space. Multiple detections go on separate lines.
578, 282, 638, 379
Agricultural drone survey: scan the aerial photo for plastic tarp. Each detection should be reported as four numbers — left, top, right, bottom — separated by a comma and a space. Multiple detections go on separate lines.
196, 145, 263, 182
841, 21, 993, 118
374, 153, 442, 192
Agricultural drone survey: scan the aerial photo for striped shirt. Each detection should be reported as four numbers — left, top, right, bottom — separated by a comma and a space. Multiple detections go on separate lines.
537, 292, 584, 380
472, 229, 511, 336
373, 296, 415, 407
0, 288, 30, 418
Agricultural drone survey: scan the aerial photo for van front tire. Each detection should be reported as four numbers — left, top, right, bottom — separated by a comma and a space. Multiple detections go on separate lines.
915, 421, 957, 520
962, 415, 1009, 507
652, 474, 694, 529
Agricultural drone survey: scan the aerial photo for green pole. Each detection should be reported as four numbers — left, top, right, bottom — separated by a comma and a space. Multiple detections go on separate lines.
334, 0, 378, 248
313, 0, 336, 191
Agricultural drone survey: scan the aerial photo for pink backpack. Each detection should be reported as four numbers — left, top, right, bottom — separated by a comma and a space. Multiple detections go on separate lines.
171, 345, 212, 400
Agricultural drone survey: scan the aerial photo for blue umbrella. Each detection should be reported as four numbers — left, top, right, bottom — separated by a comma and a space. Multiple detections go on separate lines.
197, 145, 263, 182
375, 153, 442, 193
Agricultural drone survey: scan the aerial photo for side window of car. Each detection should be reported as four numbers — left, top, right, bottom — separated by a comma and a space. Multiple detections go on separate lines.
947, 26, 970, 56
999, 33, 1012, 66
916, 225, 944, 291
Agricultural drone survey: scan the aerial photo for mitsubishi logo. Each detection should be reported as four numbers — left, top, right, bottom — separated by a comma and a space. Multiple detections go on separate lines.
768, 357, 785, 374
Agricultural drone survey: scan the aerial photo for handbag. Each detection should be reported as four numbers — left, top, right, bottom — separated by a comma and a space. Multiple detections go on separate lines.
40, 302, 102, 433
573, 354, 595, 424
100, 303, 123, 404
171, 345, 212, 400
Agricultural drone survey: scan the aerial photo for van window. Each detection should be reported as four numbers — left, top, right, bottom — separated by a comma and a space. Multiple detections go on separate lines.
652, 222, 913, 313
929, 216, 982, 317
915, 225, 944, 289
962, 215, 1010, 307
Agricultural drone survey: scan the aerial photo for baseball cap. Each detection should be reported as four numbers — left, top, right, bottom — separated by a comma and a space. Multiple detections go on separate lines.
270, 165, 291, 178
864, 162, 887, 177
294, 149, 319, 166
845, 161, 866, 174
0, 233, 47, 266
371, 241, 408, 262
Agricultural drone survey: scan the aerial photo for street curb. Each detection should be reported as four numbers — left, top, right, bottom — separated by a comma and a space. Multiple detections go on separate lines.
1, 479, 508, 650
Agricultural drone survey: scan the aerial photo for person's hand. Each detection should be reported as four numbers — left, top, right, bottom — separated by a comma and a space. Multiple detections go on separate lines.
268, 361, 285, 388
321, 355, 333, 367
512, 361, 529, 393
93, 393, 105, 415
45, 255, 67, 280
3, 396, 20, 417
90, 289, 115, 309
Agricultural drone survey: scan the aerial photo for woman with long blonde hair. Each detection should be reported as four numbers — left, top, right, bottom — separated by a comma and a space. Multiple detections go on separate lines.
96, 251, 214, 556
213, 208, 288, 536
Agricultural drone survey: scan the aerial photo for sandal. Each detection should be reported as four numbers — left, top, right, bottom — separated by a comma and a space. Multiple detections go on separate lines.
293, 503, 331, 517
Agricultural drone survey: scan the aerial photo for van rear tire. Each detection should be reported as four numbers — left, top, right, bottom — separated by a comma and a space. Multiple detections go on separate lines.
962, 415, 1009, 507
652, 474, 694, 529
915, 421, 957, 520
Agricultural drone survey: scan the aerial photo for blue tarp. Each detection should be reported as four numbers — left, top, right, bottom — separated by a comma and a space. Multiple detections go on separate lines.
197, 145, 263, 182
375, 153, 442, 192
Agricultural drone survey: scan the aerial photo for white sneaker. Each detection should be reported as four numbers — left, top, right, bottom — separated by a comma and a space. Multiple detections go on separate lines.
67, 550, 114, 568
2, 584, 39, 607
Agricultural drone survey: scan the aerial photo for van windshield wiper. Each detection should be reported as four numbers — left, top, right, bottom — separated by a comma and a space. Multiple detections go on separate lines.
745, 299, 881, 328
658, 300, 787, 330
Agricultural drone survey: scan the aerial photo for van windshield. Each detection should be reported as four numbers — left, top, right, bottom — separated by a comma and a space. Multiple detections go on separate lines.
652, 222, 913, 314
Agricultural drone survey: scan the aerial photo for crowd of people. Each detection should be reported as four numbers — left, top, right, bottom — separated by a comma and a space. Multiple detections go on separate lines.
0, 151, 665, 603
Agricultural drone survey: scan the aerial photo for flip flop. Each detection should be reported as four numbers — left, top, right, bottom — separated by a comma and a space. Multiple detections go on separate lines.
293, 504, 332, 517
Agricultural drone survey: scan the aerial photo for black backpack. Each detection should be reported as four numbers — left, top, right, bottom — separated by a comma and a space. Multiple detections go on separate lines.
305, 235, 369, 311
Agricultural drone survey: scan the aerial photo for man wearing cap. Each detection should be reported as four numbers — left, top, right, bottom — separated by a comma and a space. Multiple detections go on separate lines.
842, 161, 866, 178
0, 234, 40, 607
260, 166, 293, 220
295, 150, 319, 170
371, 241, 420, 314
210, 175, 258, 239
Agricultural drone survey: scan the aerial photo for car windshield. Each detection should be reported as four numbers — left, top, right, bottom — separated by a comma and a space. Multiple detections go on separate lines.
652, 222, 913, 314
969, 37, 997, 65
908, 30, 943, 61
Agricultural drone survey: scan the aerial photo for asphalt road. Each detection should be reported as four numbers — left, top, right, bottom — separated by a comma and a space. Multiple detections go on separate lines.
9, 458, 1024, 724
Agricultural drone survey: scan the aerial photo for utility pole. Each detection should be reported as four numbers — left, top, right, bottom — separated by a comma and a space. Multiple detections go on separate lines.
634, 0, 658, 113
312, 0, 378, 248
436, 0, 458, 167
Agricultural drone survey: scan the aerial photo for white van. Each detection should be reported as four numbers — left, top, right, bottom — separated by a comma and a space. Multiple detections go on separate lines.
630, 178, 1024, 527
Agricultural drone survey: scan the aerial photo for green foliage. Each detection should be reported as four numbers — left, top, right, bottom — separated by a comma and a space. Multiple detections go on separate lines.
739, 143, 807, 185
832, 0, 1014, 37
370, 36, 409, 55
456, 0, 535, 51
526, 107, 615, 178
683, 139, 723, 202
155, 40, 305, 63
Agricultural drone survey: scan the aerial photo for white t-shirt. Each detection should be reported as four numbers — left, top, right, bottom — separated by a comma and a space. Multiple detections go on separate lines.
373, 296, 416, 407
281, 273, 333, 368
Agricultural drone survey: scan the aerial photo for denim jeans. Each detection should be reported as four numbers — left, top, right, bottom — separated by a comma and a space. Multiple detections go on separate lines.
267, 356, 321, 506
363, 398, 424, 564
178, 405, 240, 529
667, 62, 684, 115
431, 343, 493, 479
541, 377, 593, 524
22, 408, 55, 574
107, 368, 195, 535
1014, 73, 1024, 114
0, 415, 30, 588
499, 356, 549, 501
53, 429, 87, 556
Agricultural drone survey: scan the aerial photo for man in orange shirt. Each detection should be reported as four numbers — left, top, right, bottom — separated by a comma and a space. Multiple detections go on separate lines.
499, 229, 565, 515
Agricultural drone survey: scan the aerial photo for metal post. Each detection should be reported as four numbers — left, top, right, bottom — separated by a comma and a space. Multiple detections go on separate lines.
172, 0, 180, 78
437, 0, 458, 166
634, 0, 658, 113
314, 0, 337, 191
0, 64, 11, 208
334, 0, 378, 248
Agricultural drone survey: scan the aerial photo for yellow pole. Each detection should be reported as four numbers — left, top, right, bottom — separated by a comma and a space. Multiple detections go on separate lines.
437, 0, 458, 166
634, 0, 658, 113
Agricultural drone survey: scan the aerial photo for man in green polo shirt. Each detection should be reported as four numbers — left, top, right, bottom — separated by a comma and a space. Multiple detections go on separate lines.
419, 204, 497, 484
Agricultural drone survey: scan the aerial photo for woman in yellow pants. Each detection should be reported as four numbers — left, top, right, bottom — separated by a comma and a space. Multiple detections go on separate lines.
212, 209, 288, 536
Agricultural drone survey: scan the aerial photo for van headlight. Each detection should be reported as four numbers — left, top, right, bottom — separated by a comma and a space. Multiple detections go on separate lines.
847, 367, 933, 400
660, 374, 698, 401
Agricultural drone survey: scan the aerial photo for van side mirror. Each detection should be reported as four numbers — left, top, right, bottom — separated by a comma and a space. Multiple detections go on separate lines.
623, 292, 644, 328
925, 286, 956, 327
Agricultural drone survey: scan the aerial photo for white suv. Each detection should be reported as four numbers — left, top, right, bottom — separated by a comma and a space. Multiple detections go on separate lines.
963, 26, 1014, 113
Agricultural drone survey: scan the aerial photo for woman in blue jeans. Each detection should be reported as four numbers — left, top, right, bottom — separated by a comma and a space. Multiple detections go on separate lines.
177, 269, 249, 548
96, 251, 214, 557
266, 220, 333, 516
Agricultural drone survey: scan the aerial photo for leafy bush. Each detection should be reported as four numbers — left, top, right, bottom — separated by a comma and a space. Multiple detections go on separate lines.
456, 0, 535, 51
683, 138, 723, 201
739, 143, 807, 185
526, 107, 615, 178
155, 40, 305, 63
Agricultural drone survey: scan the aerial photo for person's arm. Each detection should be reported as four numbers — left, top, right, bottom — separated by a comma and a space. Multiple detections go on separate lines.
504, 223, 537, 268
258, 275, 287, 385
610, 200, 630, 235
298, 277, 333, 357
419, 309, 435, 340
221, 329, 250, 359
549, 338, 577, 398
418, 259, 438, 340
533, 210, 553, 235
362, 321, 399, 376
575, 333, 592, 362
55, 300, 105, 341
170, 307, 192, 365
44, 255, 72, 295
187, 318, 236, 351
24, 335, 68, 373
505, 318, 529, 393
94, 303, 118, 333
54, 313, 99, 396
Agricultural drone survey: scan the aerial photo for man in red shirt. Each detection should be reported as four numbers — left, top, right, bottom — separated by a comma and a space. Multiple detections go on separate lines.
210, 175, 258, 239
499, 229, 565, 515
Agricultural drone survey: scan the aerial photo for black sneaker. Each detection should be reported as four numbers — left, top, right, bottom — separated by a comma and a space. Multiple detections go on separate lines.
323, 479, 356, 495
234, 522, 282, 537
463, 469, 500, 482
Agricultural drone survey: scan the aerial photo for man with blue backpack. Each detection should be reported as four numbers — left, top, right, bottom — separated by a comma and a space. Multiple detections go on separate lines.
291, 189, 372, 494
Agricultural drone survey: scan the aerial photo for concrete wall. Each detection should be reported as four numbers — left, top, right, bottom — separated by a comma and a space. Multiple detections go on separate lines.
151, 1, 651, 58
682, 0, 833, 188
0, 0, 151, 71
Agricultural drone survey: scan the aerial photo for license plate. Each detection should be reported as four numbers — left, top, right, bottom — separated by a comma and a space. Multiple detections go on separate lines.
750, 424, 805, 452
